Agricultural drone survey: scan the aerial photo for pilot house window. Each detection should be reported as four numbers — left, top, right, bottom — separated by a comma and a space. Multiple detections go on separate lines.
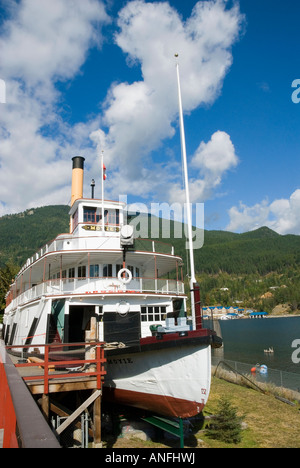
84, 207, 100, 223
105, 209, 120, 225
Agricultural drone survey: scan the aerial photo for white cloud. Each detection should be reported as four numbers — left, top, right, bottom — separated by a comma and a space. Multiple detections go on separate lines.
226, 189, 300, 235
0, 0, 108, 215
0, 0, 244, 216
96, 0, 244, 202
1, 0, 107, 90
226, 200, 270, 233
167, 131, 239, 205
0, 79, 5, 104
192, 131, 238, 175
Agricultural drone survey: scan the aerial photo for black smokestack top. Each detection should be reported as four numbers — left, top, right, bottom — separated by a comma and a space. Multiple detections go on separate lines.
72, 156, 85, 169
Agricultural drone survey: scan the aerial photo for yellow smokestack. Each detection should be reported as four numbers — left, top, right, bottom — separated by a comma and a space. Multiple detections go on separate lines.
71, 156, 85, 206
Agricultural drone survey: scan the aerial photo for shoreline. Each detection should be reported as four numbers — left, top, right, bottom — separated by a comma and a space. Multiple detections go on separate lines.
209, 313, 300, 320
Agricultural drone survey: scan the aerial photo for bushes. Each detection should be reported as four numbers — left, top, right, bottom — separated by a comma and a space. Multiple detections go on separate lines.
0, 262, 19, 311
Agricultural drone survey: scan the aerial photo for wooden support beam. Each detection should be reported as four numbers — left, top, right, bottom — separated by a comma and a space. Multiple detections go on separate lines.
48, 399, 93, 438
41, 394, 49, 421
56, 389, 101, 436
93, 389, 102, 448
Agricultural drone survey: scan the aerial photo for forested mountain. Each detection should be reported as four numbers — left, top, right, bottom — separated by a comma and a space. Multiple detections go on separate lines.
0, 205, 70, 267
0, 205, 299, 314
175, 226, 300, 276
1, 205, 299, 275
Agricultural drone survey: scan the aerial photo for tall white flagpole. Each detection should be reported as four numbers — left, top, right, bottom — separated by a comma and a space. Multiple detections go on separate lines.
175, 54, 197, 329
101, 150, 105, 232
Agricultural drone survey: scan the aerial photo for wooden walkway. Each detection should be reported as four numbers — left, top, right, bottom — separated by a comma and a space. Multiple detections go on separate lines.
9, 353, 101, 394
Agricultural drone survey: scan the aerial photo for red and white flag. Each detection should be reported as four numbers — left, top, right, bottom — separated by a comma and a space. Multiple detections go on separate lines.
103, 163, 107, 180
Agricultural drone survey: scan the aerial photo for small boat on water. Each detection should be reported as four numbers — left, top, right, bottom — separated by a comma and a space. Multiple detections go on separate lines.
2, 60, 222, 419
264, 347, 274, 354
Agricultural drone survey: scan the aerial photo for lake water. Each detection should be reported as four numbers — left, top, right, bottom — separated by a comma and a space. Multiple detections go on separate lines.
211, 316, 300, 391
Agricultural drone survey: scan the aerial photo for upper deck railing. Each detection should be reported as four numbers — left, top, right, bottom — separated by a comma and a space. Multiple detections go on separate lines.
7, 276, 185, 310
19, 235, 176, 275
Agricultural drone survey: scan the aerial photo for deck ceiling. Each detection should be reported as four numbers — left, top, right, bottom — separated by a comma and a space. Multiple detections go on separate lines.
17, 249, 182, 285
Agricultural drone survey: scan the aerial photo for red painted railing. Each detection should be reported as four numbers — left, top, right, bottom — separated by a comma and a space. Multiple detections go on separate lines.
7, 341, 106, 394
0, 341, 106, 448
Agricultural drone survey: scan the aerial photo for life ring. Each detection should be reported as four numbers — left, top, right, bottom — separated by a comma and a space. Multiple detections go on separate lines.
117, 268, 132, 284
116, 301, 130, 315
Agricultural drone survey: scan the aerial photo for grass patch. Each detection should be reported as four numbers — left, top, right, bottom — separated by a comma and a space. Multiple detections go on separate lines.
201, 377, 300, 448
104, 376, 300, 449
213, 363, 300, 404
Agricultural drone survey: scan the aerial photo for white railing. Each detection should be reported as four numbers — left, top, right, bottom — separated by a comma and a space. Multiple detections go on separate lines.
20, 236, 176, 275
9, 277, 185, 309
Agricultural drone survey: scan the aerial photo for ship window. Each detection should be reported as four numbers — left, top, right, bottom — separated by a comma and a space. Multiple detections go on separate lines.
105, 209, 120, 225
141, 305, 166, 322
90, 264, 99, 278
72, 209, 78, 230
84, 207, 100, 223
103, 264, 112, 277
69, 267, 75, 280
78, 265, 86, 278
127, 265, 140, 277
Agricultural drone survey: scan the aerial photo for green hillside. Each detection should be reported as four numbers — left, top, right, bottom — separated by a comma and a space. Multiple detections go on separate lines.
192, 227, 299, 275
1, 205, 299, 275
157, 222, 300, 313
0, 205, 70, 267
0, 205, 300, 314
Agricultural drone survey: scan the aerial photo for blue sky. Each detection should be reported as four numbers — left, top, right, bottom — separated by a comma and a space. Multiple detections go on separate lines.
0, 0, 300, 235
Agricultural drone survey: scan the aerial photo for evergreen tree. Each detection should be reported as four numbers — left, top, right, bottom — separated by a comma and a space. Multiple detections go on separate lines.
206, 395, 244, 444
0, 262, 19, 314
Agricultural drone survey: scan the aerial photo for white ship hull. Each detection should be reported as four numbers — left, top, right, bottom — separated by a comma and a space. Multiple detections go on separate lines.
103, 339, 211, 418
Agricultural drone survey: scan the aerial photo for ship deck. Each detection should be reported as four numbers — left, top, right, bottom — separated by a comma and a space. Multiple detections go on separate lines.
9, 352, 101, 394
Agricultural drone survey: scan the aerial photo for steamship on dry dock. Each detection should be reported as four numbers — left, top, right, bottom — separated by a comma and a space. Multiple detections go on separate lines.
2, 63, 222, 419
2, 156, 221, 418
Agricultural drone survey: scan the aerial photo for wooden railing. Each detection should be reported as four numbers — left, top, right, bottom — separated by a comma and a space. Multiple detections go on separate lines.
6, 342, 106, 394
